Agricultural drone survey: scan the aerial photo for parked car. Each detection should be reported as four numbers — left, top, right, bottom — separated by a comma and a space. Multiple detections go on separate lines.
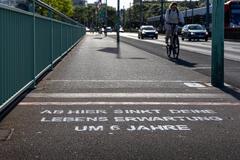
85, 27, 90, 32
181, 24, 209, 41
138, 25, 158, 39
106, 27, 112, 32
119, 27, 124, 32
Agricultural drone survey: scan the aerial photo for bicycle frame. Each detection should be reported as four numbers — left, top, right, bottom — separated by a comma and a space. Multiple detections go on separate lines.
170, 24, 177, 46
166, 23, 180, 59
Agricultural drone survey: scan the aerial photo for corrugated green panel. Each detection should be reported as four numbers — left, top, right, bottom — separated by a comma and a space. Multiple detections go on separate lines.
35, 17, 52, 75
70, 26, 73, 46
0, 8, 33, 106
66, 25, 70, 49
0, 5, 85, 109
74, 27, 78, 42
71, 27, 74, 45
68, 25, 71, 47
68, 25, 71, 46
75, 27, 79, 41
53, 21, 62, 59
62, 25, 68, 52
72, 27, 77, 42
0, 9, 3, 105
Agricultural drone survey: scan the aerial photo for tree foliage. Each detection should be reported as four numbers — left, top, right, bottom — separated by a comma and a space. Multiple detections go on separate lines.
123, 1, 205, 30
73, 5, 116, 28
42, 0, 73, 16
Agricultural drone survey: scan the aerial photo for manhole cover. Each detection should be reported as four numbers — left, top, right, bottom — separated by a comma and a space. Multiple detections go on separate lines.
0, 129, 14, 141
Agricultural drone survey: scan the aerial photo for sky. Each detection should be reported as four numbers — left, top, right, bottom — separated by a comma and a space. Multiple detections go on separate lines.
87, 0, 199, 9
87, 0, 133, 9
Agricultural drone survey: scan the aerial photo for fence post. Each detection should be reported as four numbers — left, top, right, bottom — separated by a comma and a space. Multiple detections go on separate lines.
49, 10, 53, 71
61, 23, 63, 55
206, 0, 210, 31
32, 0, 36, 88
0, 8, 2, 105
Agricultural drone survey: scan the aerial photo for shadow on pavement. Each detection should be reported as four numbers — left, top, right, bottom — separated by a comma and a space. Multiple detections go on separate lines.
220, 86, 240, 100
0, 89, 31, 122
170, 58, 197, 68
125, 57, 147, 60
98, 47, 118, 54
93, 37, 103, 39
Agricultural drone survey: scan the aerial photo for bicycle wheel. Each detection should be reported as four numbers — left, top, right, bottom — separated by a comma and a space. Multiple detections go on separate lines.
166, 45, 172, 58
172, 36, 180, 59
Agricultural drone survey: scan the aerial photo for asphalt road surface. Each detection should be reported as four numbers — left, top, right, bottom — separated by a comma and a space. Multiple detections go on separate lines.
111, 32, 240, 89
120, 32, 240, 62
0, 34, 240, 160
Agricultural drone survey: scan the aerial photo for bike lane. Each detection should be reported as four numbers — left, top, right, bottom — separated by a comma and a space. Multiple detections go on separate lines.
0, 35, 240, 160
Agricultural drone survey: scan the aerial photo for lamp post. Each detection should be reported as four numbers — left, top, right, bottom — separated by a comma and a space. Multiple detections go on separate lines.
211, 0, 224, 87
140, 0, 143, 26
129, 2, 132, 31
160, 0, 164, 32
105, 0, 107, 27
190, 0, 194, 23
185, 0, 187, 17
117, 0, 120, 43
206, 0, 210, 31
122, 6, 126, 28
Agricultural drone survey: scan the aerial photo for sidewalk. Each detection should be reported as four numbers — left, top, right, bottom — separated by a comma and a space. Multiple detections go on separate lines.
0, 34, 240, 160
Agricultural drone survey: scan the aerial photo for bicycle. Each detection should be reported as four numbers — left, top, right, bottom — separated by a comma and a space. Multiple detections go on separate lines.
166, 23, 180, 60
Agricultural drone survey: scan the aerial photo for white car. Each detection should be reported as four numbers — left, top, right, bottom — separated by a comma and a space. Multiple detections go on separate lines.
106, 27, 112, 32
85, 27, 90, 32
138, 25, 158, 39
119, 27, 124, 32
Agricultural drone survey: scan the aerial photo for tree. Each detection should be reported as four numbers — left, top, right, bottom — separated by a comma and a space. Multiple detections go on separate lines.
58, 0, 74, 16
42, 0, 74, 17
73, 5, 116, 29
73, 6, 88, 25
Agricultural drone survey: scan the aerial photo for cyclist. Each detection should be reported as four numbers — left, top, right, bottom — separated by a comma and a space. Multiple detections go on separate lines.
165, 2, 184, 45
104, 25, 107, 37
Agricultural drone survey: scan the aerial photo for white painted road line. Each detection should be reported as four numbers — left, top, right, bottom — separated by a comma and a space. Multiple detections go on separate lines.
184, 83, 206, 88
27, 93, 229, 99
19, 102, 240, 106
47, 80, 204, 83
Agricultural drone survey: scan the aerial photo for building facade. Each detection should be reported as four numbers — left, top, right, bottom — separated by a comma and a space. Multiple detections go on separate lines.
133, 0, 140, 4
133, 0, 158, 5
0, 0, 17, 6
73, 0, 87, 6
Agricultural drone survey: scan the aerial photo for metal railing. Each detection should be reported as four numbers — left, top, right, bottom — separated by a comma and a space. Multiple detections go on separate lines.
0, 0, 86, 113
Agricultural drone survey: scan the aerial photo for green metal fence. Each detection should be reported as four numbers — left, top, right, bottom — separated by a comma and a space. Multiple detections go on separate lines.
0, 1, 85, 113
